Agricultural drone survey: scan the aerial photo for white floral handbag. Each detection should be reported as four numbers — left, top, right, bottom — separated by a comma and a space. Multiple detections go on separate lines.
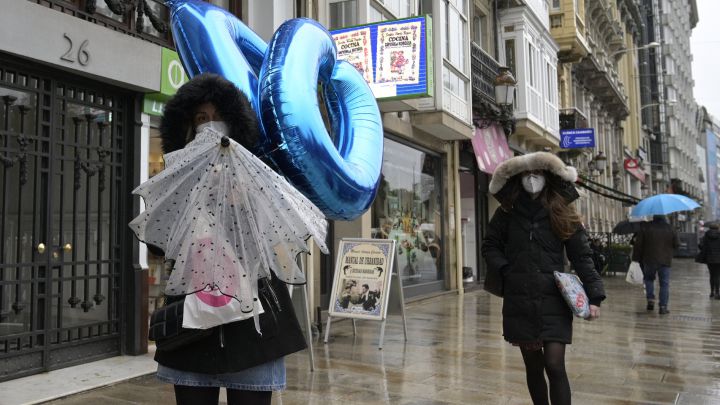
553, 271, 590, 319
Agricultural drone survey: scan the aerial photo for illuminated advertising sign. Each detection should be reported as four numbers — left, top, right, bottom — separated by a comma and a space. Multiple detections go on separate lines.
331, 16, 433, 100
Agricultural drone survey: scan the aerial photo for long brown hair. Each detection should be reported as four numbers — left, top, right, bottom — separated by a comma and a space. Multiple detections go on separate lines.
499, 172, 583, 240
540, 184, 583, 240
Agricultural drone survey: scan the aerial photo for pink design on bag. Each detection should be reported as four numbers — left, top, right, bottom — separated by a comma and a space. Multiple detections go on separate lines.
189, 235, 239, 307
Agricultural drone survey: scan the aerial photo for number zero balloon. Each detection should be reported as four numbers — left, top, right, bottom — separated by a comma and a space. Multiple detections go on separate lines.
166, 0, 383, 221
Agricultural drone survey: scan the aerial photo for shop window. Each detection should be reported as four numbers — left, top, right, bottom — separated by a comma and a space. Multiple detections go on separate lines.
371, 138, 444, 288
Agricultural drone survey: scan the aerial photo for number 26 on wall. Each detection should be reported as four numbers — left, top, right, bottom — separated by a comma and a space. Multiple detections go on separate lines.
60, 33, 90, 66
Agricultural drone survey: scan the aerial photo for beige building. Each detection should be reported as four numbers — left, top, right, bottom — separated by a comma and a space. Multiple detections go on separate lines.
550, 0, 647, 233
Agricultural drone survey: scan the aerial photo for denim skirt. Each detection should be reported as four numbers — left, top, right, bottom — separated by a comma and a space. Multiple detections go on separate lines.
156, 357, 286, 391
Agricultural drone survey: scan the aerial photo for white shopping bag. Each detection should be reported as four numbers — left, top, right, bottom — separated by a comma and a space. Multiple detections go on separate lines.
180, 232, 263, 330
183, 286, 262, 329
625, 261, 644, 285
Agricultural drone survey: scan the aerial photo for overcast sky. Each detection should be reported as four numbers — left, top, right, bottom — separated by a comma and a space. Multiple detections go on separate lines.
691, 0, 720, 119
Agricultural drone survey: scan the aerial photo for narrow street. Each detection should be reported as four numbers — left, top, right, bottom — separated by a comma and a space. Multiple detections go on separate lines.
47, 259, 720, 404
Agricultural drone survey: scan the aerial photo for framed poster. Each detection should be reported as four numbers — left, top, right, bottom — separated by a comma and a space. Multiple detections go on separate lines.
330, 15, 433, 101
328, 239, 396, 320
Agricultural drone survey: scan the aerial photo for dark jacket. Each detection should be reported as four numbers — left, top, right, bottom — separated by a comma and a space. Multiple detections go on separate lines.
482, 191, 606, 344
700, 229, 720, 264
633, 218, 679, 267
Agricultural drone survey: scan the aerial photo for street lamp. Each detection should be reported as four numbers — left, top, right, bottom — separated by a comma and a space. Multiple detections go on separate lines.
494, 67, 517, 107
610, 41, 661, 58
475, 67, 518, 136
592, 151, 607, 172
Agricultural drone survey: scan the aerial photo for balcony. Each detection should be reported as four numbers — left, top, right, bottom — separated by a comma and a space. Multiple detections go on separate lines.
575, 54, 629, 121
471, 42, 500, 106
28, 0, 172, 47
559, 107, 588, 130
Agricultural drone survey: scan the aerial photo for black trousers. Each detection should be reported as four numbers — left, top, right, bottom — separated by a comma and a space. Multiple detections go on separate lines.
709, 264, 720, 293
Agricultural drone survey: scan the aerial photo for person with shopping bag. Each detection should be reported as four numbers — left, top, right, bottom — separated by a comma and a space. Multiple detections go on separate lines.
698, 222, 720, 299
130, 73, 328, 405
481, 152, 606, 405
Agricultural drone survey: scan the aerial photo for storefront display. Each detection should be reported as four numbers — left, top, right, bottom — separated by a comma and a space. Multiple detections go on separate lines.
371, 138, 444, 293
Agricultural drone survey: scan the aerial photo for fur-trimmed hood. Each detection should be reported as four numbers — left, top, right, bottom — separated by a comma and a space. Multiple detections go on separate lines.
160, 73, 260, 153
489, 152, 577, 194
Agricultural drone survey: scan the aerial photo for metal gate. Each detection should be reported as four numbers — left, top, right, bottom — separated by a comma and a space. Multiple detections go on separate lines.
0, 57, 129, 381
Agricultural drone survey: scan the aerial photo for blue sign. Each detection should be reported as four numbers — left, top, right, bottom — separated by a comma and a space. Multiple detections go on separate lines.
331, 16, 433, 101
560, 128, 596, 149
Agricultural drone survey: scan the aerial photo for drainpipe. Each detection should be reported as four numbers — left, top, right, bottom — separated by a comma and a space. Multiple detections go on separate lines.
453, 142, 464, 295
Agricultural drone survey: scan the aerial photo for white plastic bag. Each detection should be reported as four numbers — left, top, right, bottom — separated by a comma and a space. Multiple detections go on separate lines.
553, 271, 590, 318
626, 261, 644, 285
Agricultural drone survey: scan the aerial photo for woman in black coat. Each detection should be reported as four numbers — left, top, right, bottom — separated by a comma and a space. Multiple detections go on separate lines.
482, 152, 606, 405
699, 222, 720, 299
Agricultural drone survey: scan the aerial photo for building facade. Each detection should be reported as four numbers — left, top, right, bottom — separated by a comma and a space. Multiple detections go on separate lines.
0, 0, 172, 381
656, 0, 700, 232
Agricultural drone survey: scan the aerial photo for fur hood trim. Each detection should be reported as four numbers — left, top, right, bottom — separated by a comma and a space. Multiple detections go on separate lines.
489, 152, 577, 195
160, 73, 260, 153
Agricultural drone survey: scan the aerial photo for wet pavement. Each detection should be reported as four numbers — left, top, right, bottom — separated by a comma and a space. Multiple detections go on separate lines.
46, 259, 720, 404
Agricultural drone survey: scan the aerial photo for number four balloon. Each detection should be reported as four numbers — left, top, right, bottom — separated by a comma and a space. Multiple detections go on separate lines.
166, 0, 383, 221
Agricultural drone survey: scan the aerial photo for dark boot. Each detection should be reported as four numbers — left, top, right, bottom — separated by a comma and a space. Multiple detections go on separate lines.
646, 300, 655, 311
715, 289, 720, 300
659, 306, 670, 314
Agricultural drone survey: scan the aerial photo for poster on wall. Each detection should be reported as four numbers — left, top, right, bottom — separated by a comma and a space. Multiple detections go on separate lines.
328, 239, 396, 320
375, 20, 422, 85
333, 27, 373, 83
331, 15, 433, 101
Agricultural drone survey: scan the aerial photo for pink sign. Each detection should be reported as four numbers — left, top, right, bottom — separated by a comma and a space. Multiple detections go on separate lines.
471, 124, 513, 174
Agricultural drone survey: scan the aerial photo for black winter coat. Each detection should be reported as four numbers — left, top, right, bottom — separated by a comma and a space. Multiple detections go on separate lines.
482, 192, 606, 344
632, 218, 678, 267
700, 229, 720, 264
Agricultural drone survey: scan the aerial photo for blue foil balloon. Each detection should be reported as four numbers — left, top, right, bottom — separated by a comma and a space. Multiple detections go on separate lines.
166, 0, 264, 107
259, 18, 382, 220
167, 2, 383, 221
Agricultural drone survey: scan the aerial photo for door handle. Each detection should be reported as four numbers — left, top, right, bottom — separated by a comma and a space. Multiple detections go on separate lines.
63, 243, 72, 253
37, 243, 46, 254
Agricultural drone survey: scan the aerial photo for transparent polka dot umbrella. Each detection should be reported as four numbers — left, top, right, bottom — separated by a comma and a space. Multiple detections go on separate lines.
129, 126, 329, 314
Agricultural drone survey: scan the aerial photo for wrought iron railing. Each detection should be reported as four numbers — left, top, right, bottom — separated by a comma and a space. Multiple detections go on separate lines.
471, 42, 500, 105
29, 0, 172, 48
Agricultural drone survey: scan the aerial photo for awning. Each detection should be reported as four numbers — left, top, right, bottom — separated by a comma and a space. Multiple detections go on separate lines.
471, 124, 513, 174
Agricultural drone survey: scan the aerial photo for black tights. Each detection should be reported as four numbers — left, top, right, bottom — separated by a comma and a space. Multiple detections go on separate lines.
173, 385, 272, 405
520, 342, 571, 405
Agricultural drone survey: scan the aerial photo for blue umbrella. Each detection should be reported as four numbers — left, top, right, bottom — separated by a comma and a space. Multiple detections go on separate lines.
630, 194, 700, 217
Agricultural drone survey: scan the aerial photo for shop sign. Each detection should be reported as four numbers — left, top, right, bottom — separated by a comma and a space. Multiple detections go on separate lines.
624, 158, 646, 183
559, 128, 595, 149
637, 146, 647, 162
330, 15, 433, 100
143, 95, 166, 116
143, 48, 189, 116
471, 124, 513, 174
160, 48, 189, 97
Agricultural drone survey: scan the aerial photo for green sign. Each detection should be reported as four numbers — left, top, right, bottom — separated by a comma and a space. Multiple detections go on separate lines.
160, 48, 189, 96
143, 95, 167, 117
144, 48, 189, 116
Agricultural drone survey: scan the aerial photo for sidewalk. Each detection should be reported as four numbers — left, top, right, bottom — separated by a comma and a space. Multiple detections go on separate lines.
6, 259, 720, 404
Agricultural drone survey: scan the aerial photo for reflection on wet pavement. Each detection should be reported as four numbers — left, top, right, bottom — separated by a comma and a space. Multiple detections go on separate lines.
49, 259, 720, 404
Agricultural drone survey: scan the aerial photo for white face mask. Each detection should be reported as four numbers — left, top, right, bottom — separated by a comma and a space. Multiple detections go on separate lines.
196, 120, 229, 135
522, 173, 546, 195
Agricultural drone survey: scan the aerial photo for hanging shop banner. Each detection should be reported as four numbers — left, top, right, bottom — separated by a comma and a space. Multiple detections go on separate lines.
560, 128, 596, 149
471, 124, 513, 174
624, 158, 646, 183
328, 239, 396, 321
331, 16, 433, 101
